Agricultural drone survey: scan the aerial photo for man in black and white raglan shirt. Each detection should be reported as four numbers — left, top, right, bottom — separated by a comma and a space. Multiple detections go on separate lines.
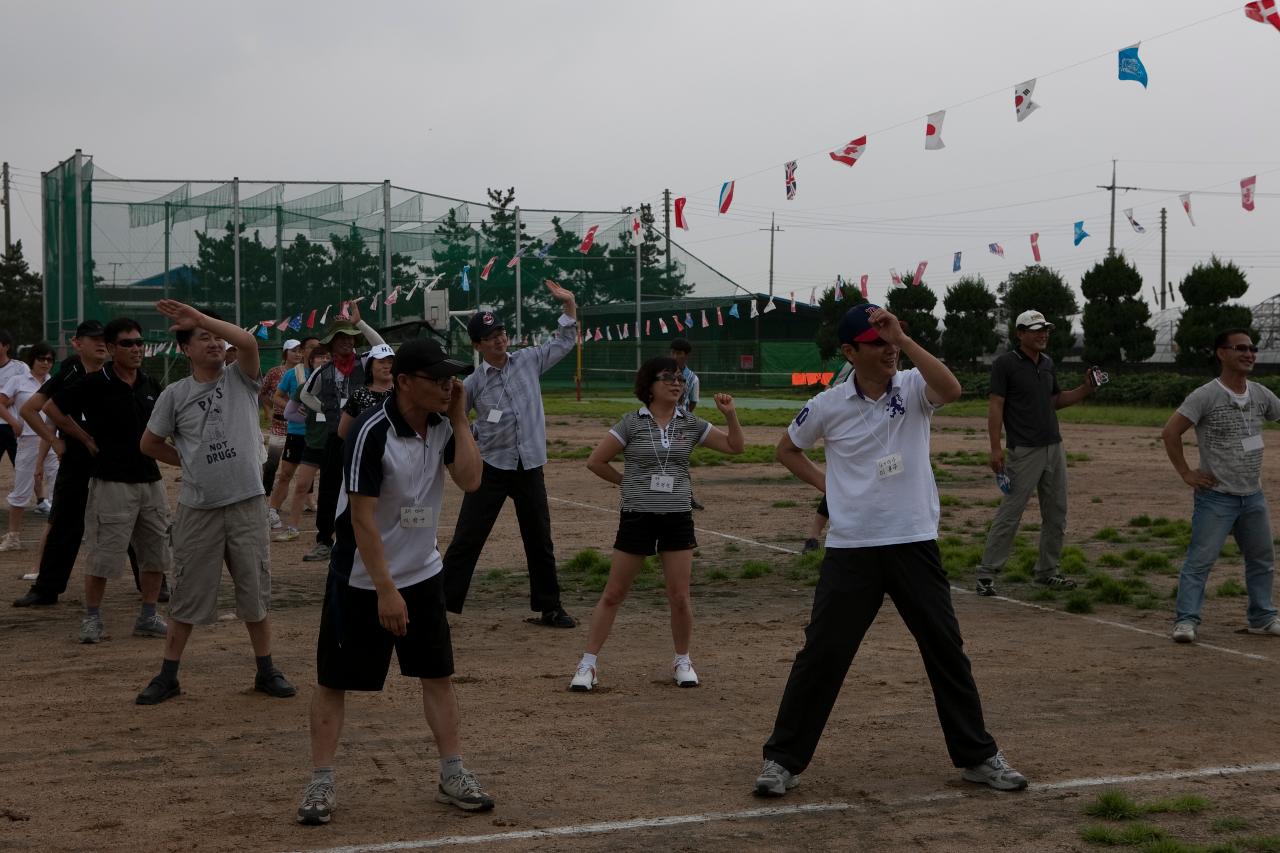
754, 303, 1029, 798
297, 338, 491, 826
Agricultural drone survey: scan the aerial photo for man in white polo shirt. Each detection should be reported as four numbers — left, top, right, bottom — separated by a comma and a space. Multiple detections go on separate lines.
297, 337, 491, 826
754, 303, 1028, 797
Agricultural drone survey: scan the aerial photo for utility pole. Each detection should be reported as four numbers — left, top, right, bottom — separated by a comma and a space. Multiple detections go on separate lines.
662, 188, 672, 281
1159, 207, 1167, 310
1096, 159, 1138, 257
760, 213, 783, 298
2, 162, 10, 255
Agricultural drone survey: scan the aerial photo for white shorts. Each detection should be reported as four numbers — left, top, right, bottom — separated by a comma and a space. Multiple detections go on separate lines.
7, 436, 59, 509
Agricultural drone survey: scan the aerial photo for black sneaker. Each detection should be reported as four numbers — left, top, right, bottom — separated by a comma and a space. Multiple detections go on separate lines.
1034, 575, 1077, 590
975, 578, 997, 597
136, 676, 181, 705
13, 589, 57, 607
255, 668, 298, 698
531, 606, 577, 629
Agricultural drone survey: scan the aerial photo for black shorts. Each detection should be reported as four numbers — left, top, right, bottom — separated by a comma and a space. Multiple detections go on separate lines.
613, 510, 698, 556
300, 444, 325, 467
282, 434, 307, 465
316, 571, 455, 691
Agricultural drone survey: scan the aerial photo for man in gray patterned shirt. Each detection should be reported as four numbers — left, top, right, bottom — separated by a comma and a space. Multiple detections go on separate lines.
1162, 327, 1280, 643
441, 280, 578, 628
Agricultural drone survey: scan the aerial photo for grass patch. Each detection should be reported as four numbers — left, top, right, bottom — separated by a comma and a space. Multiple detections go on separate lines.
563, 548, 611, 574
771, 500, 798, 508
1211, 817, 1250, 833
1092, 496, 1104, 504
1216, 578, 1246, 597
1065, 591, 1095, 613
1136, 553, 1175, 574
940, 541, 984, 580
1061, 551, 1089, 574
1238, 836, 1280, 852
1067, 451, 1092, 463
1129, 515, 1153, 527
483, 569, 506, 582
939, 493, 965, 507
739, 560, 772, 579
1078, 822, 1166, 845
723, 542, 740, 553
1096, 527, 1124, 542
1084, 791, 1145, 820
1099, 553, 1126, 568
1141, 794, 1211, 815
933, 449, 989, 466
706, 569, 729, 581
1030, 587, 1059, 601
546, 445, 592, 460
1122, 547, 1146, 562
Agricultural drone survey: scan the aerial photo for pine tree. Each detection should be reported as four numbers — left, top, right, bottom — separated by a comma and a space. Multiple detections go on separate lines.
941, 276, 999, 366
1173, 256, 1254, 369
0, 241, 43, 345
1000, 265, 1078, 363
885, 274, 940, 365
814, 282, 869, 361
1080, 253, 1155, 366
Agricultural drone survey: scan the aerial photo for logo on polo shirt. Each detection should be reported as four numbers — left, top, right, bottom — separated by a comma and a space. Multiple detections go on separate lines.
886, 393, 906, 419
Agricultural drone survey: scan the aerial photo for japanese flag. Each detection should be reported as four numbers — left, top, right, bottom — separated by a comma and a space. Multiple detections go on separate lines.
1180, 193, 1196, 226
924, 110, 946, 150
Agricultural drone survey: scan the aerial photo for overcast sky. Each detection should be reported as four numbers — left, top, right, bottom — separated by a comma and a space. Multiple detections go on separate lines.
5, 0, 1279, 313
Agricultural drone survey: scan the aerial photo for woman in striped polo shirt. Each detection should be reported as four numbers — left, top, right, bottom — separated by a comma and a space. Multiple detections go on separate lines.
573, 356, 744, 691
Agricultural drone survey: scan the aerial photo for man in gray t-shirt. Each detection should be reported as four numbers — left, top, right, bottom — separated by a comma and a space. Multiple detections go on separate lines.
1162, 328, 1280, 643
134, 300, 296, 706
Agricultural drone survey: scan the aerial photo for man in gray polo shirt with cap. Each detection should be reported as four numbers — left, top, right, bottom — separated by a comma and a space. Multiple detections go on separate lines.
976, 309, 1099, 596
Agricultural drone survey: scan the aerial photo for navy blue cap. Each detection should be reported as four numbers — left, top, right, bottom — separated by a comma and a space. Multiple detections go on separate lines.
837, 303, 882, 345
468, 311, 505, 342
75, 319, 106, 338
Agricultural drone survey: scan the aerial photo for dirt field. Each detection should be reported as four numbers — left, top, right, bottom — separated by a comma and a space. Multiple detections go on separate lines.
2, 413, 1278, 852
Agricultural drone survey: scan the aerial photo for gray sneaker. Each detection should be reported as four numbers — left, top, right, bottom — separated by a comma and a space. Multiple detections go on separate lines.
436, 768, 495, 812
296, 779, 336, 825
962, 750, 1029, 791
133, 613, 168, 638
754, 759, 799, 797
302, 543, 331, 562
79, 614, 105, 644
975, 578, 997, 596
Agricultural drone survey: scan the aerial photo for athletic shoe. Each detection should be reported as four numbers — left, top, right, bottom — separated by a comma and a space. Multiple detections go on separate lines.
0, 532, 22, 552
962, 750, 1029, 791
135, 676, 180, 705
255, 668, 298, 698
1034, 574, 1077, 590
691, 497, 705, 511
133, 613, 168, 639
267, 507, 282, 529
801, 538, 821, 554
302, 543, 331, 562
569, 663, 597, 692
273, 527, 300, 542
33, 499, 52, 516
296, 780, 336, 825
13, 589, 57, 607
436, 768, 495, 812
754, 759, 799, 797
79, 614, 105, 644
673, 659, 700, 688
20, 572, 37, 581
1172, 622, 1197, 644
1246, 617, 1280, 637
535, 605, 576, 628
975, 578, 997, 597
303, 503, 317, 514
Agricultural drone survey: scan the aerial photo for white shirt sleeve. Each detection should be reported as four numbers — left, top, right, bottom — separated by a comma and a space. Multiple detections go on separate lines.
786, 394, 825, 449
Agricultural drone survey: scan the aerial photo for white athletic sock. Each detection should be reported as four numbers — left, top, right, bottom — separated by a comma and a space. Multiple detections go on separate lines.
674, 653, 692, 667
579, 653, 598, 670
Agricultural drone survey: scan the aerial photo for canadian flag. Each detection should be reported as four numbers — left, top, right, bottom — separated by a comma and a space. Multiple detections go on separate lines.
579, 225, 599, 254
859, 275, 869, 298
1014, 80, 1039, 122
672, 314, 684, 332
674, 196, 690, 231
1030, 233, 1041, 263
480, 256, 497, 281
1242, 175, 1257, 211
914, 261, 928, 285
829, 135, 868, 167
924, 110, 946, 150
1245, 0, 1280, 31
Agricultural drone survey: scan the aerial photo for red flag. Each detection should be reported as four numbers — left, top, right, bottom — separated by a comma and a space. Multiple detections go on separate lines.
645, 319, 651, 336
658, 318, 668, 334
716, 306, 724, 326
829, 135, 867, 167
672, 314, 684, 332
913, 261, 928, 285
790, 292, 796, 313
1242, 175, 1257, 211
259, 319, 277, 329
579, 225, 599, 254
480, 256, 497, 280
674, 196, 689, 231
594, 327, 602, 342
306, 309, 317, 329
1030, 233, 1041, 262
700, 310, 709, 328
859, 275, 869, 298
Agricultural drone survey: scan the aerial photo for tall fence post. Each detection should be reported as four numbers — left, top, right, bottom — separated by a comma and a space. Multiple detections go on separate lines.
513, 205, 522, 343
233, 177, 241, 327
73, 149, 85, 325
383, 180, 392, 326
634, 213, 642, 370
275, 205, 284, 321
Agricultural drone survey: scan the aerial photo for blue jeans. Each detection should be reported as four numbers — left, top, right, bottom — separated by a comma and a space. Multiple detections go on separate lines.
1174, 489, 1278, 628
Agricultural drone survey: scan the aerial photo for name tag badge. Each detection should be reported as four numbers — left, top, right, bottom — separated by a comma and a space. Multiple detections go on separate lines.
876, 452, 905, 480
650, 474, 674, 493
314, 413, 326, 422
400, 506, 435, 528
1242, 433, 1264, 452
486, 408, 503, 423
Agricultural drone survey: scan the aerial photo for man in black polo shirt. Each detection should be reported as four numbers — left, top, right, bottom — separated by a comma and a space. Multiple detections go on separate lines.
46, 318, 171, 643
976, 309, 1098, 596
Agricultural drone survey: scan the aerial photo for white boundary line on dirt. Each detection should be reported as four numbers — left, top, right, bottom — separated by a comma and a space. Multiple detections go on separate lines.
283, 762, 1280, 853
549, 494, 1271, 661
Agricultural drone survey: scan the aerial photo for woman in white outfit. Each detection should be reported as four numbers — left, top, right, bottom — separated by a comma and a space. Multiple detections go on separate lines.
0, 343, 59, 551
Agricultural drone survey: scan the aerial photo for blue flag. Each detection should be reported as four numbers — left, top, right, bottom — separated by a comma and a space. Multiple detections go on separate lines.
1118, 44, 1148, 88
289, 312, 303, 331
728, 304, 740, 319
1073, 220, 1090, 246
461, 265, 470, 292
685, 312, 694, 328
952, 251, 962, 272
256, 324, 269, 340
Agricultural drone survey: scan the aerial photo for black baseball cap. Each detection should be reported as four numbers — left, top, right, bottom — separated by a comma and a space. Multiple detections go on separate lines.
468, 311, 505, 342
392, 338, 474, 380
75, 319, 106, 338
837, 303, 883, 345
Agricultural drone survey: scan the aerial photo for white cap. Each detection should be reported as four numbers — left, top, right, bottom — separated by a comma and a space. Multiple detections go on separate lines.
282, 339, 301, 351
1015, 309, 1054, 331
223, 340, 235, 351
365, 343, 395, 362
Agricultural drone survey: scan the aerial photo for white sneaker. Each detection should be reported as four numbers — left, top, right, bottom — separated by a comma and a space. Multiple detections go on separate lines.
962, 750, 1029, 791
1247, 618, 1280, 637
1172, 622, 1197, 644
273, 526, 299, 542
569, 663, 597, 692
0, 532, 21, 552
34, 499, 52, 516
673, 659, 700, 688
267, 507, 282, 529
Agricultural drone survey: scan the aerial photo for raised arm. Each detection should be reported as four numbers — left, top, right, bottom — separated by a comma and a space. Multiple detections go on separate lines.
348, 301, 386, 348
698, 393, 744, 454
869, 307, 961, 404
444, 377, 482, 492
157, 298, 261, 379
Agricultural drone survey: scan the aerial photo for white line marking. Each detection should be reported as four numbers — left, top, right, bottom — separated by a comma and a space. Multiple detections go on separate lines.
284, 762, 1280, 853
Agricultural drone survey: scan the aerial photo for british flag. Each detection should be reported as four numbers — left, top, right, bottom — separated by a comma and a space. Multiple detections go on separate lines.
785, 161, 797, 200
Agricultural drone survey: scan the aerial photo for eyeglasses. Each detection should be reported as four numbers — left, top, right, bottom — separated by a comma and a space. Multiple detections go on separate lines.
113, 338, 145, 348
656, 372, 687, 385
408, 373, 456, 390
35, 355, 55, 362
1221, 344, 1259, 353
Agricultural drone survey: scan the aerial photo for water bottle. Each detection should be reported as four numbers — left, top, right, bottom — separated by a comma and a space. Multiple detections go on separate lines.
995, 471, 1011, 495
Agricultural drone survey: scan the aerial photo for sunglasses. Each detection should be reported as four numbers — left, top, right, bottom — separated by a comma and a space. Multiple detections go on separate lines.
112, 338, 145, 348
1221, 344, 1259, 354
656, 372, 687, 384
35, 354, 55, 362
